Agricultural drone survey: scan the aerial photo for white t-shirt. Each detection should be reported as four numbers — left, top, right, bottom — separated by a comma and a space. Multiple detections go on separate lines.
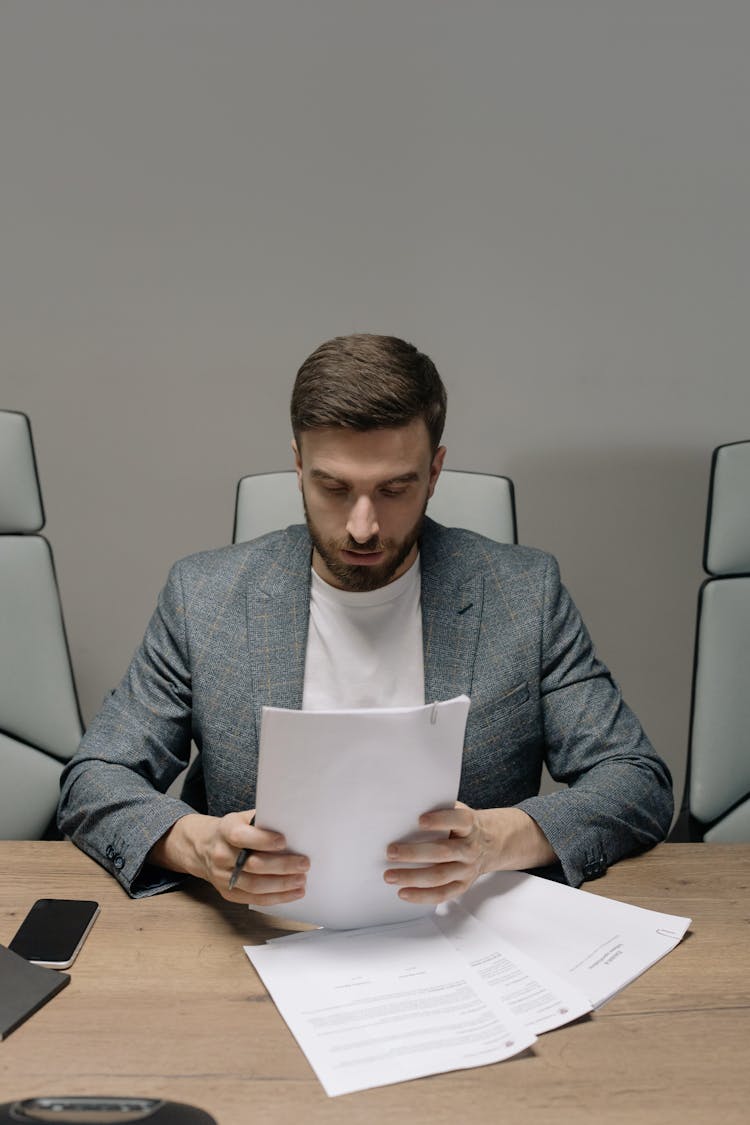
302, 556, 424, 711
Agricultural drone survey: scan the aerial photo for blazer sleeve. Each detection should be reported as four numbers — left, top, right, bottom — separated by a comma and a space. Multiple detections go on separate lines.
516, 554, 674, 886
57, 560, 198, 897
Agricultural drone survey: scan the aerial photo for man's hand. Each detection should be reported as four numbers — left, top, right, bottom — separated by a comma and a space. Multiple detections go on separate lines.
383, 802, 556, 905
148, 810, 309, 906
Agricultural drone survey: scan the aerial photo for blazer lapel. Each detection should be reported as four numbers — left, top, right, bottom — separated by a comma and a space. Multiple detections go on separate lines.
246, 525, 312, 741
421, 520, 484, 704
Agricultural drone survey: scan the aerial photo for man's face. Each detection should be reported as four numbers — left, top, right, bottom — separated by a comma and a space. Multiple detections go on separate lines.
293, 419, 446, 592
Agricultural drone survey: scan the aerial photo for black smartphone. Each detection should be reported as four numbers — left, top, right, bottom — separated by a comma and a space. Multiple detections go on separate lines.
8, 899, 100, 969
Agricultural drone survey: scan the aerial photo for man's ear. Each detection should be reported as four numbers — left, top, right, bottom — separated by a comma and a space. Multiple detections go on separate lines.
427, 445, 447, 499
291, 439, 303, 491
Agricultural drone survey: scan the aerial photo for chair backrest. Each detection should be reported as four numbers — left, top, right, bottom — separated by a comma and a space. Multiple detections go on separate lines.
684, 441, 750, 842
233, 469, 517, 545
0, 411, 83, 838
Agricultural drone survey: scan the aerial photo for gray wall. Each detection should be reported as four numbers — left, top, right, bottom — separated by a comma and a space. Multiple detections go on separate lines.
2, 1, 749, 816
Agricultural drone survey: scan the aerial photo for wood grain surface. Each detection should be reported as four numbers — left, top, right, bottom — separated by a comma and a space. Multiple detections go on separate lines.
1, 842, 748, 1125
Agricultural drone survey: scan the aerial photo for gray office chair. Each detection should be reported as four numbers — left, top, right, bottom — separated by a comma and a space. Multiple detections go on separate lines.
0, 411, 83, 838
674, 440, 750, 842
233, 469, 517, 545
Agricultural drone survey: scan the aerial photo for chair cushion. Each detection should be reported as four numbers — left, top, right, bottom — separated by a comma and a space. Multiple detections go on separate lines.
703, 798, 750, 843
705, 441, 750, 576
0, 730, 63, 839
689, 576, 750, 825
0, 536, 82, 759
0, 411, 44, 534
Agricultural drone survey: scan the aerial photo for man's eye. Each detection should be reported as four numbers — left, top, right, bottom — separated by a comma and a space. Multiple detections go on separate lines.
322, 484, 348, 495
381, 488, 408, 498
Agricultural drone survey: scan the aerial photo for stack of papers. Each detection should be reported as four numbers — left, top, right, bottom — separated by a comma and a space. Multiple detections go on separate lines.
245, 873, 690, 1097
243, 700, 691, 1096
252, 696, 470, 929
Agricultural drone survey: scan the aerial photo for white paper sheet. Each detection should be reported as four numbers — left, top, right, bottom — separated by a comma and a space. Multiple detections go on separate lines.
268, 905, 591, 1034
252, 695, 471, 929
244, 914, 536, 1097
434, 905, 592, 1032
450, 870, 691, 1007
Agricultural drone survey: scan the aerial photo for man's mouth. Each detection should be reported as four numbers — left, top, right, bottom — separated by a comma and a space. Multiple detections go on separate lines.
340, 548, 386, 566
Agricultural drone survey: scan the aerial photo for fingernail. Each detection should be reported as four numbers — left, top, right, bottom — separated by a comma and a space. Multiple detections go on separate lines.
387, 846, 398, 860
384, 871, 397, 884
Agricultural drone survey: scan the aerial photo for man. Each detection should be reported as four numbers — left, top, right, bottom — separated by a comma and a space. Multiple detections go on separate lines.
58, 334, 673, 908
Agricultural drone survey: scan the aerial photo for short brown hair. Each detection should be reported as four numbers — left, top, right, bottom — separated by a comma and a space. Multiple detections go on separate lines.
291, 334, 447, 452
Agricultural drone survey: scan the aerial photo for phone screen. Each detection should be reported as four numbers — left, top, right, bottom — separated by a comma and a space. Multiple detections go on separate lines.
8, 899, 100, 969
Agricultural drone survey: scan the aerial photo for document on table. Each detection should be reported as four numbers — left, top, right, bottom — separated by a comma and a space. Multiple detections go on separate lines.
245, 914, 537, 1098
449, 870, 692, 1007
433, 905, 592, 1033
245, 871, 689, 1095
252, 695, 471, 930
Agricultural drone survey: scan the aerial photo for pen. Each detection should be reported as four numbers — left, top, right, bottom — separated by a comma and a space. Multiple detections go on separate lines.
228, 848, 250, 891
228, 813, 256, 891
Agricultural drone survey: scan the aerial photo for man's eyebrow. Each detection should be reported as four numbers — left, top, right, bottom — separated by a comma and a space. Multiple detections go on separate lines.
309, 468, 346, 483
380, 472, 420, 486
308, 469, 420, 486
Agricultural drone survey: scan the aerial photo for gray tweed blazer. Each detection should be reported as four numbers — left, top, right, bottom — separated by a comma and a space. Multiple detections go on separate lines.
58, 519, 673, 896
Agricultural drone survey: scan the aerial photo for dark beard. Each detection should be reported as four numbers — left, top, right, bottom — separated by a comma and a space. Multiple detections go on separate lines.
303, 495, 426, 592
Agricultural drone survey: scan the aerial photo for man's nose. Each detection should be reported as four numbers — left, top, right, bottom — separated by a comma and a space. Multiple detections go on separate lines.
346, 495, 380, 543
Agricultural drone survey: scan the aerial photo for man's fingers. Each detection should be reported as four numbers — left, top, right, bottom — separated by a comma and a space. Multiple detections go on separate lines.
231, 884, 308, 907
395, 881, 466, 905
384, 861, 465, 889
225, 823, 287, 853
386, 837, 473, 865
234, 870, 307, 896
208, 811, 311, 905
417, 806, 474, 836
243, 851, 310, 876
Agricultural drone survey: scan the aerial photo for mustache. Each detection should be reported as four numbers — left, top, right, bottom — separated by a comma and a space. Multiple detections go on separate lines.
341, 536, 385, 554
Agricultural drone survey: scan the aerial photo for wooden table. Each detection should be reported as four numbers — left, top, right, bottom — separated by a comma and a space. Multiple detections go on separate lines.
1, 842, 748, 1124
